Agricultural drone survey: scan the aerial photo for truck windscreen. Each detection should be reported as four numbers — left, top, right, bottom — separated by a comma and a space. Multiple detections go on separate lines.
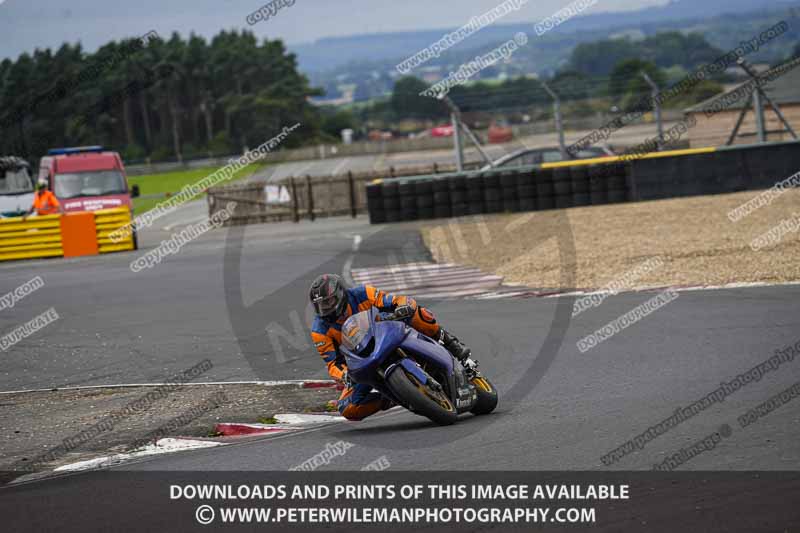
54, 170, 127, 199
0, 168, 34, 195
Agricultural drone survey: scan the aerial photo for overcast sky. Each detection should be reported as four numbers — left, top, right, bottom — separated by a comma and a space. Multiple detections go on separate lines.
0, 0, 669, 60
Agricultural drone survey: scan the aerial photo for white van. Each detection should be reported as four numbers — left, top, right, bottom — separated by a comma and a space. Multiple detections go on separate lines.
0, 156, 35, 218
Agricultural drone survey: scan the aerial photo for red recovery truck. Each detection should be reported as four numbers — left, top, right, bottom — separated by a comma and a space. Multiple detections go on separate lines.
38, 146, 140, 248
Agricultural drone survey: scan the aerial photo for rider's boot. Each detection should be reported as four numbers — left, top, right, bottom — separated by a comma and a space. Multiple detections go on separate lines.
438, 328, 472, 361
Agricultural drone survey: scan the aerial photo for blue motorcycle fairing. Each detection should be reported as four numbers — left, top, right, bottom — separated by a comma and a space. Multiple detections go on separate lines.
341, 308, 470, 412
385, 357, 429, 386
398, 330, 455, 375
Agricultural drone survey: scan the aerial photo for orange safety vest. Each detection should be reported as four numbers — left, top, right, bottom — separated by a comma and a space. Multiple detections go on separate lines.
32, 190, 61, 215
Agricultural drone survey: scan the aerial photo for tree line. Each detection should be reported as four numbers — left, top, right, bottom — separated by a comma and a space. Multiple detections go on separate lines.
0, 30, 324, 163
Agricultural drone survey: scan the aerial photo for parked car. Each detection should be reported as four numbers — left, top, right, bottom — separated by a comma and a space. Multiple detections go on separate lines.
430, 125, 454, 137
488, 121, 513, 144
481, 146, 612, 170
0, 156, 35, 218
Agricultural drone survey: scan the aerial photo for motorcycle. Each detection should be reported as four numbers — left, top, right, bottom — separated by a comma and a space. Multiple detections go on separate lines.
340, 307, 498, 425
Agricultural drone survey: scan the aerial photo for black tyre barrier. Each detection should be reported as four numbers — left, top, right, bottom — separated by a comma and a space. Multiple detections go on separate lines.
450, 190, 467, 204
502, 198, 519, 212
605, 163, 627, 192
740, 148, 772, 188
537, 195, 555, 210
485, 200, 503, 214
385, 209, 402, 223
433, 191, 451, 204
536, 168, 555, 197
415, 180, 433, 194
483, 173, 501, 189
519, 198, 537, 211
588, 165, 609, 205
468, 203, 485, 215
553, 167, 572, 196
418, 207, 434, 220
383, 182, 399, 197
398, 182, 415, 196
484, 188, 502, 203
452, 203, 469, 217
713, 152, 746, 192
590, 189, 608, 205
501, 187, 517, 201
416, 194, 434, 208
573, 193, 590, 206
400, 196, 417, 209
367, 140, 800, 224
383, 196, 400, 210
687, 152, 717, 195
401, 207, 418, 221
432, 179, 450, 193
588, 165, 606, 192
518, 185, 536, 199
555, 195, 574, 209
448, 175, 467, 191
499, 171, 518, 189
369, 209, 386, 224
466, 175, 484, 189
434, 205, 452, 218
467, 187, 484, 202
607, 190, 627, 203
570, 166, 589, 194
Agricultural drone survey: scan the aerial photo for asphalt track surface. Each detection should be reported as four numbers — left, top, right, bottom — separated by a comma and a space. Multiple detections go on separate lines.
1, 210, 798, 473
2, 206, 800, 531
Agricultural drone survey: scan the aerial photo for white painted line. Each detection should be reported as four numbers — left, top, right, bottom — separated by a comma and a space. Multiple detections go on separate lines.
274, 413, 344, 426
54, 438, 225, 472
0, 380, 335, 396
343, 234, 362, 286
163, 215, 210, 232
331, 158, 351, 176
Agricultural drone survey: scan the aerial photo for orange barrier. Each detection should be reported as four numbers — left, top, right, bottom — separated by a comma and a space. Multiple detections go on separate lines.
60, 212, 99, 258
0, 207, 135, 262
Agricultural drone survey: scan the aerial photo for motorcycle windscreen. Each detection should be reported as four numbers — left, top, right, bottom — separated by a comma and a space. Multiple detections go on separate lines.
341, 310, 374, 354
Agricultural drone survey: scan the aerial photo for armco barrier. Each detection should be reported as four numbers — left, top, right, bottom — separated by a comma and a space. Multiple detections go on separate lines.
366, 140, 800, 224
0, 208, 135, 262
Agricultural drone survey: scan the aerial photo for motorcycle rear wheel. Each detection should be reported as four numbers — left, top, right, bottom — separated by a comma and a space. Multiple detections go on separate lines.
470, 376, 498, 415
387, 368, 458, 426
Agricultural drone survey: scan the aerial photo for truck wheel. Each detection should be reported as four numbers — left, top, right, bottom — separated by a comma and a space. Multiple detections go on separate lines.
387, 367, 457, 426
469, 376, 498, 415
132, 227, 139, 250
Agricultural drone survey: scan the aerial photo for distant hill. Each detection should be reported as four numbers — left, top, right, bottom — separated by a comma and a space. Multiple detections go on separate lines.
291, 0, 800, 73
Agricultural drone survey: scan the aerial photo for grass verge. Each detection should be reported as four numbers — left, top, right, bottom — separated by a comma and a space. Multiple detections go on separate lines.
129, 162, 266, 214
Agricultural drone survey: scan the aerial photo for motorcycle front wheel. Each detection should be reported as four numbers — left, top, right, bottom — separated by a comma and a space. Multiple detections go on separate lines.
469, 376, 498, 415
387, 368, 458, 426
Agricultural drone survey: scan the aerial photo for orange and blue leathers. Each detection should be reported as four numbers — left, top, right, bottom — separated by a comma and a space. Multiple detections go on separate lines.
310, 284, 441, 421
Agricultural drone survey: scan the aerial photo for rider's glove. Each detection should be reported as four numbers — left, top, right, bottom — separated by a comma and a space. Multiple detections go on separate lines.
394, 304, 415, 320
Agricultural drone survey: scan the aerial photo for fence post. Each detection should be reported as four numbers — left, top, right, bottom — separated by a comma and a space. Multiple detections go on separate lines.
433, 162, 439, 174
641, 71, 664, 150
306, 175, 315, 221
348, 171, 357, 218
541, 81, 567, 159
290, 177, 299, 223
